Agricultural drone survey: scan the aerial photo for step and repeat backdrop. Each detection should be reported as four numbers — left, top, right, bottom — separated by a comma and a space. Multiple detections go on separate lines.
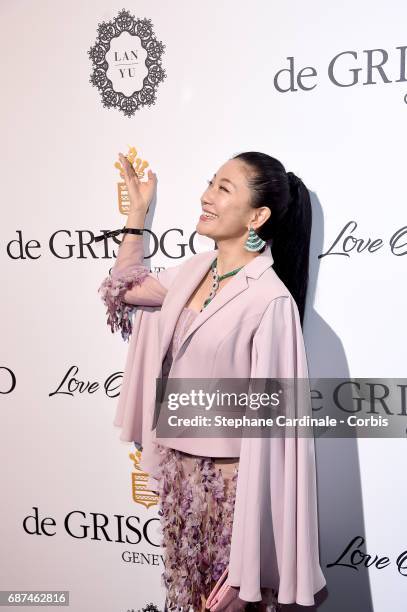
1, 1, 406, 611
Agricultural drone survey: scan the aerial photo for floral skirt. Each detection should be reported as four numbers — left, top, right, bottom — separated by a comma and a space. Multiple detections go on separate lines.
151, 444, 239, 611
151, 444, 279, 612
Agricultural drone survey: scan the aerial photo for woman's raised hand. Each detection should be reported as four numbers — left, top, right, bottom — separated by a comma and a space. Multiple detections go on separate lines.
118, 152, 157, 216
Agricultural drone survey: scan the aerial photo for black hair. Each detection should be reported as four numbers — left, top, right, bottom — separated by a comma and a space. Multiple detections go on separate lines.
232, 151, 312, 327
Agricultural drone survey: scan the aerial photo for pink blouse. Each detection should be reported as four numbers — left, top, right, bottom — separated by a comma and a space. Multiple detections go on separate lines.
161, 307, 198, 378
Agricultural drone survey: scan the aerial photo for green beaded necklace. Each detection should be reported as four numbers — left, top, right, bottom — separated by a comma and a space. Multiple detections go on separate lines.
201, 257, 244, 311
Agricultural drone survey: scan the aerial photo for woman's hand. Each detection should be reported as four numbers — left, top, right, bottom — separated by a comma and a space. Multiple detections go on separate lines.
118, 152, 157, 216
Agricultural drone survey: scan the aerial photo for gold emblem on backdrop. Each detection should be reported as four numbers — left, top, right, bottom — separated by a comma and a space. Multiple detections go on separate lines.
114, 145, 149, 215
130, 448, 159, 509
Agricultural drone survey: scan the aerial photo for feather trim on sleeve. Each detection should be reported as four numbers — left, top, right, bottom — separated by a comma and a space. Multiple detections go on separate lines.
98, 266, 150, 342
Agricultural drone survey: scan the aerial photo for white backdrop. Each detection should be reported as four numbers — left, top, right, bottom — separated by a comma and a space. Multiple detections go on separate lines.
1, 1, 406, 611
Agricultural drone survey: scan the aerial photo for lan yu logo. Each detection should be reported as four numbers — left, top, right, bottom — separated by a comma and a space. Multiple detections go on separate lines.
88, 9, 166, 117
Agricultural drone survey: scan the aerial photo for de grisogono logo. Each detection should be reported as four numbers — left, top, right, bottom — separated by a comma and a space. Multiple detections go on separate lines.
88, 9, 166, 117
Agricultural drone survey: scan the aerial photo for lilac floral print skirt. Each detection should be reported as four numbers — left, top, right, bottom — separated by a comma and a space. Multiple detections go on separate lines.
151, 443, 239, 611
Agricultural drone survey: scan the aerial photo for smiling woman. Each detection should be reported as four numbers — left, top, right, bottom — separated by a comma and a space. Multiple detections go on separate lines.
98, 151, 326, 611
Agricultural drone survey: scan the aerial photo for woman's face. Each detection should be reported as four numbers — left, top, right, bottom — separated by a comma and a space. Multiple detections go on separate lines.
197, 158, 267, 243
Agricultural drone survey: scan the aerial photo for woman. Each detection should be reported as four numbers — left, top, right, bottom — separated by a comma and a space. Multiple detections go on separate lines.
98, 151, 326, 611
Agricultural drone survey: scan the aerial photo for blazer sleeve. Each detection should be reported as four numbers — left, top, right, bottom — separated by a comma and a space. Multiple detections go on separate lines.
251, 295, 307, 378
228, 295, 326, 604
97, 236, 184, 342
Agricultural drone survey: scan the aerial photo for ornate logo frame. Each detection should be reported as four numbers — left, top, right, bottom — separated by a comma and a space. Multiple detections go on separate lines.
88, 9, 166, 117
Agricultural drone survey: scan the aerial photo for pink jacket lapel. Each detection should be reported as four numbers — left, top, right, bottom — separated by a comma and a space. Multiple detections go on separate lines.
158, 244, 274, 364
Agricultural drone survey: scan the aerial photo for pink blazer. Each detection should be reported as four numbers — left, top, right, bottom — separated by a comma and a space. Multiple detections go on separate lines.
98, 237, 327, 605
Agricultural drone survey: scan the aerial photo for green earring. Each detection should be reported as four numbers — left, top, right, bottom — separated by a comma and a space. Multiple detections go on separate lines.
244, 225, 266, 252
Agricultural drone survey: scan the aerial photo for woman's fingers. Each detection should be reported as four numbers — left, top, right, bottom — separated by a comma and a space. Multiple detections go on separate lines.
118, 153, 129, 179
117, 153, 157, 212
119, 153, 132, 178
118, 152, 139, 185
147, 168, 157, 185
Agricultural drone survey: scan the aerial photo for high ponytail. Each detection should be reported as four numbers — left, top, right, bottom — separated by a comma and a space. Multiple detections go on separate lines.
232, 152, 312, 327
